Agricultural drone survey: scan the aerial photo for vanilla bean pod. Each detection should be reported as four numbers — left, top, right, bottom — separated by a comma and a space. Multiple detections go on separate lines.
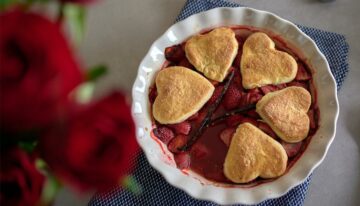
179, 70, 235, 151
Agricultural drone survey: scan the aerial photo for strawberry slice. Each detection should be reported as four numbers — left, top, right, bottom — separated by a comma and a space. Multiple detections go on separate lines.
226, 114, 245, 127
232, 67, 243, 88
187, 112, 199, 121
246, 109, 260, 119
168, 121, 191, 135
240, 117, 258, 126
164, 45, 185, 63
258, 122, 277, 138
190, 143, 209, 159
240, 92, 263, 106
281, 141, 303, 158
308, 109, 316, 129
287, 81, 308, 90
233, 49, 243, 67
178, 58, 194, 69
193, 110, 207, 124
248, 93, 263, 104
208, 85, 224, 105
223, 85, 243, 110
219, 127, 236, 146
153, 126, 175, 144
168, 135, 189, 153
174, 152, 191, 169
149, 87, 158, 104
260, 85, 278, 95
276, 83, 287, 89
295, 62, 311, 81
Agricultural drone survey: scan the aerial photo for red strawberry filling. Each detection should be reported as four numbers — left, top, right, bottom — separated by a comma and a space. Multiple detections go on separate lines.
164, 45, 185, 63
168, 135, 189, 153
219, 127, 236, 146
168, 122, 192, 135
295, 62, 311, 81
153, 126, 174, 144
150, 27, 319, 184
174, 152, 191, 169
281, 141, 303, 158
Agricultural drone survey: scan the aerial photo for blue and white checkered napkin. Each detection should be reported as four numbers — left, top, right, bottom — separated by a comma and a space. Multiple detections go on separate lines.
89, 0, 349, 205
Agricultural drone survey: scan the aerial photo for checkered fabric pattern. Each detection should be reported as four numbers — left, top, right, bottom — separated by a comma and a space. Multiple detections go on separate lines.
89, 0, 349, 205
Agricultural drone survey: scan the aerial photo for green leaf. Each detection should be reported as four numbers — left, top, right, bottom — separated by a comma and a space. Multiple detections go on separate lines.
121, 175, 142, 196
86, 64, 108, 81
18, 140, 37, 153
0, 0, 18, 10
64, 3, 86, 45
40, 173, 62, 205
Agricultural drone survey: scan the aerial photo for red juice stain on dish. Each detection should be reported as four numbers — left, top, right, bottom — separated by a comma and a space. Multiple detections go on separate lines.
149, 26, 320, 186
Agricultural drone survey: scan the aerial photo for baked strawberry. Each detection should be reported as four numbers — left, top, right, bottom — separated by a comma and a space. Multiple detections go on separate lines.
232, 68, 243, 88
246, 109, 260, 119
208, 85, 224, 104
168, 135, 189, 153
287, 81, 308, 90
168, 121, 192, 135
277, 83, 287, 89
178, 58, 194, 69
260, 85, 278, 95
258, 121, 277, 138
191, 143, 209, 159
153, 126, 175, 144
187, 112, 199, 121
164, 45, 185, 63
240, 92, 263, 106
308, 109, 316, 129
174, 152, 191, 169
295, 62, 311, 81
281, 141, 303, 158
225, 114, 244, 127
239, 117, 258, 126
149, 87, 158, 104
223, 85, 243, 110
219, 127, 236, 146
233, 49, 243, 67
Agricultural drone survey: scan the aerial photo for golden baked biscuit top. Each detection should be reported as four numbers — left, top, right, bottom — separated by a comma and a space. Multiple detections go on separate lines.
224, 123, 288, 183
185, 27, 238, 82
241, 32, 297, 89
256, 86, 311, 143
152, 66, 214, 124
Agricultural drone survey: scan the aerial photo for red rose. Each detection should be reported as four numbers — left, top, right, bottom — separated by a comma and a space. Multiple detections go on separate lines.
39, 92, 139, 191
0, 10, 83, 134
0, 147, 45, 206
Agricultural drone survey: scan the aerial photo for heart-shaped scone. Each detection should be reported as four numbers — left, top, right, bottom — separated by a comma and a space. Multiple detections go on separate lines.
256, 86, 311, 143
224, 123, 288, 183
153, 66, 214, 124
185, 27, 238, 82
240, 32, 297, 89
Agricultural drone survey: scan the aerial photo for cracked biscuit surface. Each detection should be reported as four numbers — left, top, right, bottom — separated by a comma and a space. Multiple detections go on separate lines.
224, 123, 288, 183
241, 32, 297, 89
256, 86, 311, 143
152, 66, 214, 124
185, 27, 238, 82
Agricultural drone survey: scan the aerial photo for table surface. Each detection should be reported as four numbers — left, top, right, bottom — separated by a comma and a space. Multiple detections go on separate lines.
54, 0, 360, 205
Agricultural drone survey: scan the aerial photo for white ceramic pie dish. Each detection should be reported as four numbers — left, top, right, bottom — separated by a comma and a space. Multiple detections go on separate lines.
131, 7, 338, 205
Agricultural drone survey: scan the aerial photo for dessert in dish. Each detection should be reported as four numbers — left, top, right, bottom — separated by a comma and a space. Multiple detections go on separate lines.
149, 26, 319, 185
